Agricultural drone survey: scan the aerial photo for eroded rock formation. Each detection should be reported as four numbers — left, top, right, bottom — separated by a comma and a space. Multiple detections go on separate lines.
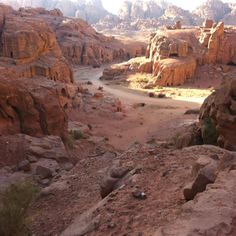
0, 5, 73, 83
15, 6, 146, 67
102, 19, 236, 86
0, 77, 81, 138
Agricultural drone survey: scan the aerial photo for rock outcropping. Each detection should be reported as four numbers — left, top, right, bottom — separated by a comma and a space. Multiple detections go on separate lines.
199, 77, 236, 151
0, 5, 83, 139
16, 7, 145, 67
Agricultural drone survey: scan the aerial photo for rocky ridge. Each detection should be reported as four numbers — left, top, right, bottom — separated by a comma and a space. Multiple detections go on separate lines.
101, 20, 236, 87
1, 0, 236, 32
0, 0, 111, 24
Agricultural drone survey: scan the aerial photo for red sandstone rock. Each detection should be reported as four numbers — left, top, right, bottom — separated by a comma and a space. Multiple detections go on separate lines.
0, 77, 73, 138
0, 5, 73, 83
199, 77, 236, 151
152, 57, 197, 86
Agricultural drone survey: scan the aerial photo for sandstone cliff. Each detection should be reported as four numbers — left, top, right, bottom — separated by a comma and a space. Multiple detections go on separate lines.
0, 4, 81, 139
16, 7, 145, 67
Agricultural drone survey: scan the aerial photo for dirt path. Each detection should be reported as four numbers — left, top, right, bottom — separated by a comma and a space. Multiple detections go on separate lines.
73, 67, 203, 150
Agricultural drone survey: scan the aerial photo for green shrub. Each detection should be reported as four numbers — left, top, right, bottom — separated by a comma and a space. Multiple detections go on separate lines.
70, 130, 84, 140
0, 182, 38, 236
202, 117, 218, 145
67, 130, 84, 149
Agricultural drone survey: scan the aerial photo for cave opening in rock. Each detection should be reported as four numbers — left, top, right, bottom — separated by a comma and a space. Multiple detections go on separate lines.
10, 52, 13, 58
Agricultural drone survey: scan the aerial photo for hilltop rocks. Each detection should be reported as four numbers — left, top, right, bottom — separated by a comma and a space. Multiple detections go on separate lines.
199, 77, 236, 151
194, 0, 231, 22
118, 0, 163, 21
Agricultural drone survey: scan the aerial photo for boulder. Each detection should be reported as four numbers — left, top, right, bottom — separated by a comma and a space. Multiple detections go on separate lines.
199, 77, 236, 150
33, 159, 60, 179
183, 162, 218, 201
152, 57, 197, 86
0, 134, 69, 168
100, 163, 133, 198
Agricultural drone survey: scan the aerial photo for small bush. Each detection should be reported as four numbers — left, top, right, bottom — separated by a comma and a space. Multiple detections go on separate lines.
70, 130, 84, 140
67, 130, 84, 149
202, 117, 218, 145
0, 182, 38, 236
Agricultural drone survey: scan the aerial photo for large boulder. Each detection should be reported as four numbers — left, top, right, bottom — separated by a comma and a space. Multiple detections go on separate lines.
0, 134, 69, 168
199, 77, 236, 151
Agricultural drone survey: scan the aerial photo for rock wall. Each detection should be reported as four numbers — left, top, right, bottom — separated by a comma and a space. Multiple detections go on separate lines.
16, 7, 146, 67
202, 22, 236, 65
0, 77, 79, 138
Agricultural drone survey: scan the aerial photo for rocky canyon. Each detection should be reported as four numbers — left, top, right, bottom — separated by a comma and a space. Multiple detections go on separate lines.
0, 1, 236, 236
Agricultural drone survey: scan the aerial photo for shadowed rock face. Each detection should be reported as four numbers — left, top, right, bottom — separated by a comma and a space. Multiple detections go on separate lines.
0, 78, 68, 138
200, 77, 236, 151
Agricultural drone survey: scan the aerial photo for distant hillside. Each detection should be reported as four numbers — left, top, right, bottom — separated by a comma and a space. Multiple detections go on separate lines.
0, 0, 236, 27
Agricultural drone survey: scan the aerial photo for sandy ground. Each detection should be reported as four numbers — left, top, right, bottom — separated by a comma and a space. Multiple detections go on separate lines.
72, 66, 206, 151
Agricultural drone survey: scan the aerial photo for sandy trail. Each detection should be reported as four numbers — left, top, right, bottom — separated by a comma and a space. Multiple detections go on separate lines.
73, 66, 204, 150
77, 67, 204, 106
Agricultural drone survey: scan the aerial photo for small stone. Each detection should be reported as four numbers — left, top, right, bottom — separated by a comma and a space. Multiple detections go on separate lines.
94, 92, 104, 99
39, 178, 50, 186
98, 86, 103, 91
157, 93, 166, 98
87, 81, 93, 85
148, 92, 155, 98
132, 190, 147, 200
18, 160, 31, 172
107, 222, 116, 229
63, 162, 74, 171
27, 156, 38, 163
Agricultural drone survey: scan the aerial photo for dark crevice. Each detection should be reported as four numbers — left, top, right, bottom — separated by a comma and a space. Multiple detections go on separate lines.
11, 106, 24, 132
30, 94, 49, 135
